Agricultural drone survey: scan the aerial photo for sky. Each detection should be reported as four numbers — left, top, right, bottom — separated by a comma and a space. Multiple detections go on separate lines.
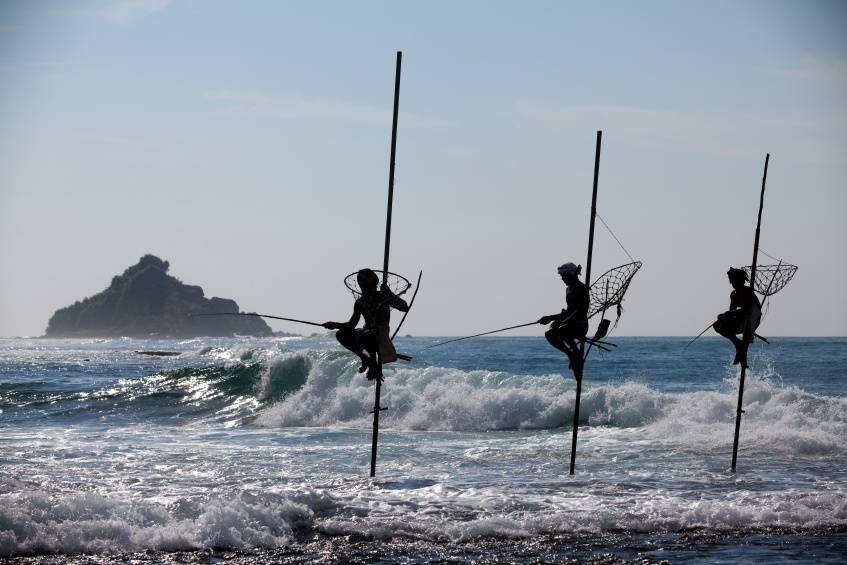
1, 0, 845, 337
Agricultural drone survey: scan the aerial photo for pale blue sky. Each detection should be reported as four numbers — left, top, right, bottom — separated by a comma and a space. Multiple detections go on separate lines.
1, 0, 845, 337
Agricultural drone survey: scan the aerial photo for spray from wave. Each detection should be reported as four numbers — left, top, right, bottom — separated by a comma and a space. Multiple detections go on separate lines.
252, 350, 847, 457
5, 346, 845, 456
0, 490, 322, 556
2, 482, 844, 556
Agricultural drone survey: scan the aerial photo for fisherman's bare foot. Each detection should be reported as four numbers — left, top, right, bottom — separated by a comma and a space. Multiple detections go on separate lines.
358, 355, 376, 374
366, 366, 384, 382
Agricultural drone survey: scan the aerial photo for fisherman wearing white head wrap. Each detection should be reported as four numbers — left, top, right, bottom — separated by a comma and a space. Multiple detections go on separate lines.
539, 261, 590, 375
557, 262, 581, 277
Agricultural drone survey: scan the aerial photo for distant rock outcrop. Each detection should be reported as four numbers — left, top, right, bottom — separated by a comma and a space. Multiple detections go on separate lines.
45, 254, 272, 338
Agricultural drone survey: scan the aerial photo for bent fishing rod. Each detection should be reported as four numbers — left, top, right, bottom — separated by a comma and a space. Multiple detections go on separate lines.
190, 312, 325, 328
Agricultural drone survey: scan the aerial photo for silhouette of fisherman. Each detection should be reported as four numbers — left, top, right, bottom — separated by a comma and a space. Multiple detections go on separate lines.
539, 262, 590, 376
713, 267, 762, 368
323, 268, 409, 381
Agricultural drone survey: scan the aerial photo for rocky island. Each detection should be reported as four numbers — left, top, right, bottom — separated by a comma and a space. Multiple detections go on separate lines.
45, 254, 272, 338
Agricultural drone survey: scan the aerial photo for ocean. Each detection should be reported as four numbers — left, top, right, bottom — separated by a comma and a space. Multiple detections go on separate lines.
1, 335, 845, 563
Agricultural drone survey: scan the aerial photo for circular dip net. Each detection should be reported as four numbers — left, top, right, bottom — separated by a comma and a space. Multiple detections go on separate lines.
344, 269, 412, 298
588, 261, 643, 320
742, 263, 798, 297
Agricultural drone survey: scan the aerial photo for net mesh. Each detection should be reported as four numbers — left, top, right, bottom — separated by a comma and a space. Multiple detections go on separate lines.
344, 270, 412, 298
742, 263, 798, 297
588, 261, 643, 319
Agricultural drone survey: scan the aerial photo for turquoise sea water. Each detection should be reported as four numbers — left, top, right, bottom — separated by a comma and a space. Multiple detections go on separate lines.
1, 336, 845, 563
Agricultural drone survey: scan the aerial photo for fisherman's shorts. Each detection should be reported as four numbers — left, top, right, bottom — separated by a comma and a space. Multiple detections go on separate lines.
336, 327, 378, 351
547, 320, 589, 341
715, 309, 761, 336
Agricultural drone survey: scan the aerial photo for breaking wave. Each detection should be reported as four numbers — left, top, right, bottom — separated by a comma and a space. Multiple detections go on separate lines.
252, 350, 847, 457
1, 484, 844, 556
4, 347, 846, 456
0, 490, 322, 556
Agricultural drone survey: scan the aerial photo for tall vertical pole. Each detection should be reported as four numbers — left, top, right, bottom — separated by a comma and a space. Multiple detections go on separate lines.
731, 153, 769, 473
371, 51, 402, 478
570, 130, 602, 475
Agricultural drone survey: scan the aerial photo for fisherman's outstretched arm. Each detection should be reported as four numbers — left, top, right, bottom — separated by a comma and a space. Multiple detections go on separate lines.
323, 303, 362, 330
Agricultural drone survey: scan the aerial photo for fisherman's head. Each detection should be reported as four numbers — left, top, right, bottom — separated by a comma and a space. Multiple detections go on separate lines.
727, 267, 748, 289
357, 268, 379, 294
557, 262, 582, 284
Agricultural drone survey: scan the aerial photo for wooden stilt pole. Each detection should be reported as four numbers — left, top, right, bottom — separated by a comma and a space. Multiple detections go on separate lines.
371, 51, 402, 478
730, 153, 769, 473
570, 130, 602, 475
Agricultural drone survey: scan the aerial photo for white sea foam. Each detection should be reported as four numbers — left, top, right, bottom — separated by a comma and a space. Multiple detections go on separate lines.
253, 350, 847, 457
2, 483, 844, 556
0, 490, 320, 556
641, 371, 847, 456
3, 338, 845, 558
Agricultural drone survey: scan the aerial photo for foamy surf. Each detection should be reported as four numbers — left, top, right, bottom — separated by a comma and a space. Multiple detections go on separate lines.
1, 478, 844, 556
1, 336, 845, 561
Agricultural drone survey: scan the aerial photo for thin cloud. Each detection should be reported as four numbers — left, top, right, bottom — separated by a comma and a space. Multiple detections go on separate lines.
515, 101, 738, 154
207, 90, 449, 129
75, 131, 161, 150
516, 102, 733, 139
100, 0, 173, 23
772, 55, 847, 85
51, 0, 173, 24
516, 98, 845, 166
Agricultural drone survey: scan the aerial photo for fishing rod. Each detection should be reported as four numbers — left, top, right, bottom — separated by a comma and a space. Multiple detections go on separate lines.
686, 322, 770, 348
391, 270, 422, 340
685, 322, 714, 348
423, 318, 616, 352
422, 321, 540, 349
191, 312, 325, 328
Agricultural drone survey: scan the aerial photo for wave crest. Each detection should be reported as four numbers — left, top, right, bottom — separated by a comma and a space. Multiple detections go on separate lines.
0, 490, 321, 556
254, 351, 847, 457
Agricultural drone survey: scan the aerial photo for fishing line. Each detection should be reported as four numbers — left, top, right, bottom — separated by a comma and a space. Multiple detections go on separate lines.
759, 247, 784, 263
596, 212, 636, 263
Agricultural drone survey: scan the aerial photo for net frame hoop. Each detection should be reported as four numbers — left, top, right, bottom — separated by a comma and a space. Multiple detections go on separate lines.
344, 269, 412, 298
742, 263, 798, 298
588, 261, 643, 319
